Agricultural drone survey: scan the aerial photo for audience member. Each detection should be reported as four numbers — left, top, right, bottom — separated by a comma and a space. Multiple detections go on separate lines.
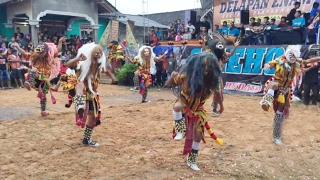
287, 2, 301, 25
7, 49, 24, 88
278, 16, 288, 27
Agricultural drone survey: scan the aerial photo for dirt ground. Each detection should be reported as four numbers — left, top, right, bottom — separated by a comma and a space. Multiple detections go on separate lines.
0, 84, 320, 180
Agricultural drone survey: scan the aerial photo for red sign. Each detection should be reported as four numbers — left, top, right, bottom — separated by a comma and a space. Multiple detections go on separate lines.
224, 82, 263, 93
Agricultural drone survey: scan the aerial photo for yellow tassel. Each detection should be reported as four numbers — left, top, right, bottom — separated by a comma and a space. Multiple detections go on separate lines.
207, 129, 213, 135
277, 93, 285, 104
215, 138, 223, 145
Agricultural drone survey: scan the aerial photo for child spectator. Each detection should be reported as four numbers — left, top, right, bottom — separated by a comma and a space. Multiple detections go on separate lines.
8, 49, 24, 88
175, 32, 182, 42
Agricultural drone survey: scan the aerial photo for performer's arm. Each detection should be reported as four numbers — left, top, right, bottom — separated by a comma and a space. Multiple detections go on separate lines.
225, 40, 240, 57
304, 56, 320, 64
165, 71, 181, 86
66, 53, 86, 68
12, 43, 29, 56
57, 36, 66, 53
303, 67, 312, 72
201, 36, 207, 52
154, 50, 168, 61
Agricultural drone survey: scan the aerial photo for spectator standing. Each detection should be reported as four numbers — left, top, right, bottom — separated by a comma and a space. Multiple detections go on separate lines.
194, 15, 202, 39
14, 27, 24, 39
8, 49, 24, 88
183, 21, 195, 40
1, 36, 8, 48
202, 16, 211, 33
21, 34, 31, 50
176, 19, 183, 33
155, 55, 164, 87
0, 43, 12, 89
309, 2, 319, 25
302, 50, 320, 111
155, 27, 163, 40
287, 2, 301, 26
166, 52, 177, 79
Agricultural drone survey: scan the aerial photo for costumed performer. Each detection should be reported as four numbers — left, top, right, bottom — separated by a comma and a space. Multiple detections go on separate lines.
107, 41, 125, 72
133, 46, 168, 103
201, 37, 240, 116
165, 52, 224, 171
260, 45, 320, 145
13, 37, 65, 116
51, 61, 78, 108
65, 42, 106, 146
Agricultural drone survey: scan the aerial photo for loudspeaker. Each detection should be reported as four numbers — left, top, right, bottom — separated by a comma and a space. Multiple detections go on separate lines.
240, 10, 249, 24
185, 10, 197, 25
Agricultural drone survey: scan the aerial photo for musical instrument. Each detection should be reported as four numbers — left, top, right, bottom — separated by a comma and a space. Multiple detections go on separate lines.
212, 32, 242, 45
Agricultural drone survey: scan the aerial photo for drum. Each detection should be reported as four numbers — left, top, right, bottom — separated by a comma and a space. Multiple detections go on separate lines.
223, 35, 237, 44
212, 32, 227, 44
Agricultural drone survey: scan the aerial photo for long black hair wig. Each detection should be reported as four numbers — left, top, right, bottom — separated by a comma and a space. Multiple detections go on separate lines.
179, 52, 221, 98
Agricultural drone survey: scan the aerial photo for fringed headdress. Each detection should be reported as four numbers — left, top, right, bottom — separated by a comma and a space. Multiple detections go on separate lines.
285, 45, 301, 63
77, 43, 106, 95
138, 46, 156, 74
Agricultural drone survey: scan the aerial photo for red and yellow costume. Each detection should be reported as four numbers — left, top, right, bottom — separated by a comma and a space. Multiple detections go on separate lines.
23, 43, 60, 116
107, 41, 125, 72
168, 52, 223, 171
260, 45, 305, 145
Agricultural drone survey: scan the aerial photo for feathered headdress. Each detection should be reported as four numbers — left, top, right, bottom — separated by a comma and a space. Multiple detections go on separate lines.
138, 46, 156, 75
285, 45, 301, 63
76, 43, 106, 95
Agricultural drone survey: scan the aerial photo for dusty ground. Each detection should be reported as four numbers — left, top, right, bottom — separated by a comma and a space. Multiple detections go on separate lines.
0, 84, 320, 180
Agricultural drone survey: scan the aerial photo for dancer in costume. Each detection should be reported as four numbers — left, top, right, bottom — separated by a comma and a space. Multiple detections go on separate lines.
107, 41, 125, 72
201, 38, 240, 116
13, 37, 65, 116
65, 43, 106, 146
133, 46, 168, 103
51, 62, 78, 108
260, 45, 320, 145
165, 52, 224, 171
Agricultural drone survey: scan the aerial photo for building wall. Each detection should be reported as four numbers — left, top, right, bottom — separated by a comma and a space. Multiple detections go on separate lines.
0, 5, 13, 38
31, 0, 98, 24
6, 0, 33, 22
66, 19, 90, 38
98, 17, 109, 41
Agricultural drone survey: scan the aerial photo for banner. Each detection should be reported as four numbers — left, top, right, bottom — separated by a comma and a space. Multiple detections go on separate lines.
153, 45, 310, 95
213, 0, 314, 25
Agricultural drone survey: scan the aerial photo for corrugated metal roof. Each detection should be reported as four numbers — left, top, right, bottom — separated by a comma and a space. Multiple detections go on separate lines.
146, 8, 209, 26
0, 0, 13, 4
100, 14, 168, 29
201, 0, 213, 10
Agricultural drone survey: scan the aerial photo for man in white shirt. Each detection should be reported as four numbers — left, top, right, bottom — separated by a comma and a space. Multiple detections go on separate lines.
183, 21, 196, 40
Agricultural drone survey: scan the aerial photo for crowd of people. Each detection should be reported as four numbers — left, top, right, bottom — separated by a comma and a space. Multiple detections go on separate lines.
0, 27, 97, 89
147, 15, 212, 46
212, 2, 320, 45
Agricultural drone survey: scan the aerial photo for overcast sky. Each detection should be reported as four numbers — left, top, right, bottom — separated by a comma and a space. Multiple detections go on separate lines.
109, 0, 202, 15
